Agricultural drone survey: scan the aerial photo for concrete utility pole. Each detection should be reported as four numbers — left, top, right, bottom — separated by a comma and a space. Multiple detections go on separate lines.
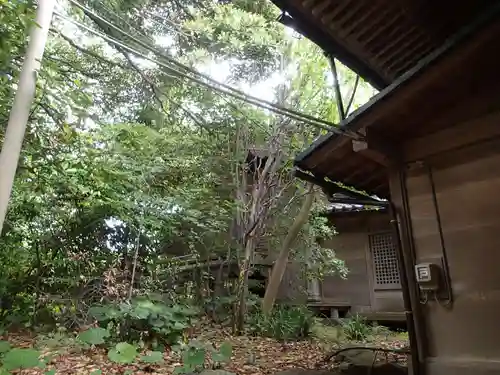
0, 0, 56, 235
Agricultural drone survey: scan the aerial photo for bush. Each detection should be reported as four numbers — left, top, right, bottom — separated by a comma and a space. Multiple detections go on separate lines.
341, 314, 371, 341
0, 292, 36, 329
204, 293, 261, 324
248, 304, 313, 341
88, 296, 199, 345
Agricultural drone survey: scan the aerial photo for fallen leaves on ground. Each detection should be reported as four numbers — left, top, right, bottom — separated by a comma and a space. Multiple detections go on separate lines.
1, 326, 408, 375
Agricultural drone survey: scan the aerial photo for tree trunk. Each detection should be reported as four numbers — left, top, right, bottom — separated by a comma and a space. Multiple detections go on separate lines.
262, 183, 315, 314
234, 236, 255, 334
128, 229, 141, 300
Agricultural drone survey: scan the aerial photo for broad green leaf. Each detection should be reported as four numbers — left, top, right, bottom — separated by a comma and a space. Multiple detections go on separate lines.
212, 341, 232, 363
0, 341, 11, 354
2, 348, 41, 370
131, 306, 150, 319
107, 342, 137, 364
45, 370, 56, 375
140, 351, 164, 364
77, 327, 110, 345
172, 321, 188, 330
182, 348, 205, 367
219, 342, 232, 358
173, 364, 193, 375
90, 370, 102, 375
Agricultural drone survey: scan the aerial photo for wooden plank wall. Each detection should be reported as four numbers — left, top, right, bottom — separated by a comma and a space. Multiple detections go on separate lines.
323, 231, 371, 309
323, 213, 404, 315
403, 133, 500, 374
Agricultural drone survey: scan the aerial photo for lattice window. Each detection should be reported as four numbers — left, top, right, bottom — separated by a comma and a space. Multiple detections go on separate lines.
369, 232, 401, 289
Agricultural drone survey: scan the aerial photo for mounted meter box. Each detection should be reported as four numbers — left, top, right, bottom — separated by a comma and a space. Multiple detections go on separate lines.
415, 263, 441, 291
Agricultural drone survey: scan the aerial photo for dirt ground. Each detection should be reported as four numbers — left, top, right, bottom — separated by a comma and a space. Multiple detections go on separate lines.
1, 322, 409, 375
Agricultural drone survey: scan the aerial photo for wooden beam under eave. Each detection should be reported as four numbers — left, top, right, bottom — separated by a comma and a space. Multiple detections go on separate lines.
357, 169, 388, 192
352, 139, 391, 166
343, 163, 380, 185
352, 127, 399, 167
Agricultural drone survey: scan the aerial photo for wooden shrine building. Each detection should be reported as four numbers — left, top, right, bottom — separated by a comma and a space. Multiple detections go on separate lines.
268, 1, 500, 374
319, 202, 405, 322
270, 173, 407, 322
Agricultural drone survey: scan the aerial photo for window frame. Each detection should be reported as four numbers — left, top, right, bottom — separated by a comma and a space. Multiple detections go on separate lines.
368, 231, 401, 290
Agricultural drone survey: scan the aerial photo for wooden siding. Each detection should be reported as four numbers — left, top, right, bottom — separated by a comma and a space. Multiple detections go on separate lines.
322, 212, 404, 316
273, 212, 404, 319
406, 142, 500, 360
323, 232, 371, 308
389, 100, 500, 374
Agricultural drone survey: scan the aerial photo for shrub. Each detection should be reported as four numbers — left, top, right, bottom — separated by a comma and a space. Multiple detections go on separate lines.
204, 292, 261, 324
88, 296, 199, 345
0, 292, 36, 329
248, 304, 313, 341
341, 314, 371, 341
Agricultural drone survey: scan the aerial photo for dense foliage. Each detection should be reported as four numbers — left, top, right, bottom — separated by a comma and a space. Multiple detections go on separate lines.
0, 0, 375, 342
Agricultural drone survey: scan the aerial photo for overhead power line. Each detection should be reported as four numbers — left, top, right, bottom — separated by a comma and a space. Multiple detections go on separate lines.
63, 0, 349, 134
53, 11, 333, 133
54, 3, 361, 139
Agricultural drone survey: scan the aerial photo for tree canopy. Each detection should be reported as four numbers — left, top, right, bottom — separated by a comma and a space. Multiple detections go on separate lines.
0, 0, 376, 329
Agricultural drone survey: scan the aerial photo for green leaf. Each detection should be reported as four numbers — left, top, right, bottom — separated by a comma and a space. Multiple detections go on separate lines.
219, 341, 232, 358
2, 348, 41, 370
90, 370, 102, 375
45, 370, 56, 375
212, 341, 232, 363
107, 342, 138, 364
0, 341, 11, 354
182, 348, 205, 367
131, 306, 150, 319
77, 327, 110, 345
140, 351, 164, 364
173, 364, 193, 375
172, 321, 188, 330
88, 306, 113, 322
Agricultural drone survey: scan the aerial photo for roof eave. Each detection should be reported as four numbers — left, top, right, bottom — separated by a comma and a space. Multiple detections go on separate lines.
294, 2, 500, 170
273, 1, 389, 90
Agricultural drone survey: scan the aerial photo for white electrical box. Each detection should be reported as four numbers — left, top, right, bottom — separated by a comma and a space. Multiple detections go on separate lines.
415, 263, 440, 291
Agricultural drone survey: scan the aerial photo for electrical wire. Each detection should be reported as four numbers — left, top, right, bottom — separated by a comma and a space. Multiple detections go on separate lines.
67, 0, 341, 130
54, 10, 332, 132
80, 0, 295, 136
90, 0, 275, 134
57, 0, 361, 139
